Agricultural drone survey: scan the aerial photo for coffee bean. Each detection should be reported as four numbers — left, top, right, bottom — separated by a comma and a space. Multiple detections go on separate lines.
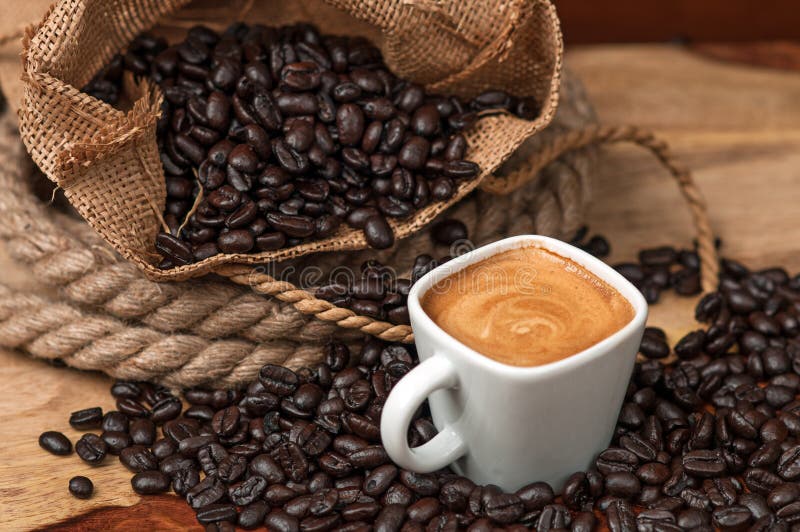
484, 492, 524, 523
605, 472, 641, 499
116, 398, 150, 418
347, 445, 387, 468
562, 472, 590, 510
264, 509, 299, 532
155, 232, 193, 265
272, 442, 309, 482
69, 407, 103, 430
605, 499, 636, 532
443, 160, 479, 179
596, 448, 639, 475
217, 229, 254, 253
776, 501, 800, 525
745, 468, 783, 495
120, 444, 158, 472
68, 476, 94, 499
228, 475, 268, 506
187, 475, 227, 509
341, 501, 380, 521
163, 418, 200, 444
75, 433, 107, 465
238, 501, 268, 530
362, 215, 394, 249
101, 430, 132, 455
778, 445, 800, 479
398, 136, 429, 170
131, 470, 170, 495
151, 396, 182, 424
712, 505, 752, 529
640, 331, 670, 359
536, 503, 572, 530
675, 330, 705, 359
196, 504, 238, 525
128, 418, 156, 446
572, 511, 596, 532
39, 431, 72, 455
683, 449, 727, 478
374, 503, 405, 532
259, 365, 299, 396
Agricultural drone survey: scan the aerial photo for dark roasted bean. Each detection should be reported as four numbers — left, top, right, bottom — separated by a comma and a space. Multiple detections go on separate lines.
683, 449, 727, 478
264, 509, 299, 532
596, 448, 639, 475
398, 137, 429, 170
196, 504, 238, 525
260, 365, 299, 396
120, 445, 158, 472
778, 444, 800, 479
75, 433, 107, 465
39, 431, 72, 455
267, 212, 315, 238
228, 475, 268, 506
362, 214, 394, 249
126, 418, 155, 446
68, 476, 94, 499
69, 407, 104, 430
101, 431, 132, 455
238, 501, 268, 530
375, 503, 405, 532
131, 470, 170, 495
606, 499, 636, 532
605, 471, 641, 499
712, 505, 752, 530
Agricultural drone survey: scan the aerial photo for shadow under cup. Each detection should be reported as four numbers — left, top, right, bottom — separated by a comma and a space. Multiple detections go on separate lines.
380, 235, 649, 492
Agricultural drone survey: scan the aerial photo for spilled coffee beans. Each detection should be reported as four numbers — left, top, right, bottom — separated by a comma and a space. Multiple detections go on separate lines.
38, 226, 800, 530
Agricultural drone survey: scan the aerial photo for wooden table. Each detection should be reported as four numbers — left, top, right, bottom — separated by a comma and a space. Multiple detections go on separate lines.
2, 44, 800, 530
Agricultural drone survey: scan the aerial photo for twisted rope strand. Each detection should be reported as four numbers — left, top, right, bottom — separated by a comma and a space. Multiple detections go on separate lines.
0, 284, 340, 388
217, 267, 417, 343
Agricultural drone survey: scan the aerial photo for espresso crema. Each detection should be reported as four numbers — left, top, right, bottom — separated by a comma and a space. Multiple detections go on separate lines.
420, 246, 635, 366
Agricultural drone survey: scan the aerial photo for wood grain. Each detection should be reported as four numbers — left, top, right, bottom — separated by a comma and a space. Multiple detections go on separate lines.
1, 44, 800, 529
42, 496, 197, 532
693, 41, 800, 72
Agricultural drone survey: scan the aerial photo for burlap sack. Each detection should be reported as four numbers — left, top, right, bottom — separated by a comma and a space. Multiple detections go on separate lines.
17, 0, 562, 282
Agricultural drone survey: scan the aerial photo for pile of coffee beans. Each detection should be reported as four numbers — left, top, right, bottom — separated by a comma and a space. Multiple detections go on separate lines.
312, 218, 468, 326
83, 24, 537, 268
571, 226, 708, 304
38, 225, 800, 531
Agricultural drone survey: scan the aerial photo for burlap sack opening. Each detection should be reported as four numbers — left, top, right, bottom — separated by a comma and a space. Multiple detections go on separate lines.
18, 0, 563, 282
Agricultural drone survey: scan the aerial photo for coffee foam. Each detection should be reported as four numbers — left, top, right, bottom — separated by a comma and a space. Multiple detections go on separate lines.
420, 246, 635, 366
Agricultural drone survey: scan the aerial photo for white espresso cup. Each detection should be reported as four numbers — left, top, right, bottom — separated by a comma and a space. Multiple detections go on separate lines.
380, 235, 648, 492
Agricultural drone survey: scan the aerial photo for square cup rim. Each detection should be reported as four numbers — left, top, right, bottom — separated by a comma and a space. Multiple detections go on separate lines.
407, 234, 649, 380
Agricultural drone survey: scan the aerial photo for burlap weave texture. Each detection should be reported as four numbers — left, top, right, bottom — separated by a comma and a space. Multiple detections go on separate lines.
18, 0, 563, 281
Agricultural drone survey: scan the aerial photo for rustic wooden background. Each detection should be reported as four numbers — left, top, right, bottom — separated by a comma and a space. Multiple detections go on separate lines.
1, 0, 800, 529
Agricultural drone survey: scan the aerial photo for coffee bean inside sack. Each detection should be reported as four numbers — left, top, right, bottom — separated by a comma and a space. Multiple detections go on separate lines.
83, 23, 538, 268
37, 222, 800, 529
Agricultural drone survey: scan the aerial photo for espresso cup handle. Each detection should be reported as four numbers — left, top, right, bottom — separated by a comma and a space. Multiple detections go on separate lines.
380, 356, 467, 473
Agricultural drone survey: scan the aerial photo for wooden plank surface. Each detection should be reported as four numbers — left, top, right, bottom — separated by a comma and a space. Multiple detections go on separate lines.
2, 43, 800, 530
